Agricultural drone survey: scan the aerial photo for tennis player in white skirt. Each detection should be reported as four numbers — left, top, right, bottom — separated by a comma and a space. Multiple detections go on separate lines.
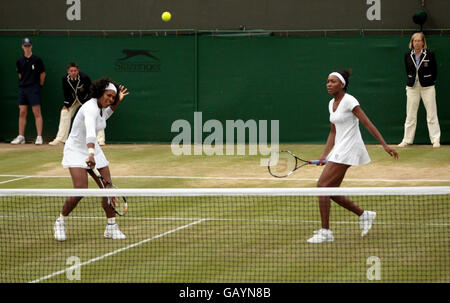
307, 70, 398, 244
54, 78, 129, 241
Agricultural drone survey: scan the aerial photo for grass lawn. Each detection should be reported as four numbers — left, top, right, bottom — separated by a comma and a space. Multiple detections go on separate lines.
0, 144, 449, 282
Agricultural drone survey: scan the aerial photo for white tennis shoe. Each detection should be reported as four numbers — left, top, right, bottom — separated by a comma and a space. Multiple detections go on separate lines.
11, 136, 25, 144
53, 219, 66, 241
49, 139, 63, 146
35, 136, 43, 145
397, 141, 410, 147
307, 229, 334, 244
104, 223, 126, 239
360, 211, 376, 237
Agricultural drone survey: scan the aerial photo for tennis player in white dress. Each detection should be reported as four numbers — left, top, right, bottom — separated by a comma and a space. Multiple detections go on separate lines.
54, 78, 129, 241
307, 70, 398, 244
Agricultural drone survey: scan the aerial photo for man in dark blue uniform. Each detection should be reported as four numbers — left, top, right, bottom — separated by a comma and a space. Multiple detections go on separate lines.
12, 37, 46, 144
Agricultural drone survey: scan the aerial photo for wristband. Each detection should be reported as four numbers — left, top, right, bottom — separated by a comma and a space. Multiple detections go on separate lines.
88, 148, 95, 155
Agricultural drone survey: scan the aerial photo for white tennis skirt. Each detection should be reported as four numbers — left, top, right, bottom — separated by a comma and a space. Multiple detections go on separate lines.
62, 140, 109, 169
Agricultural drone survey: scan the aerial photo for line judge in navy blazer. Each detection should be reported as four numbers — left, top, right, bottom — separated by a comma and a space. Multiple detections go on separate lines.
398, 32, 441, 148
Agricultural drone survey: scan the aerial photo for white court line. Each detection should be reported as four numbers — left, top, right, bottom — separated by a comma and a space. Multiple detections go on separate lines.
0, 174, 449, 183
10, 213, 449, 283
29, 218, 206, 283
0, 176, 31, 185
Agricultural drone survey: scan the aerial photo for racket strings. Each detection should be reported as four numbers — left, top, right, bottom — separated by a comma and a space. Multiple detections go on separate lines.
268, 152, 297, 177
108, 195, 128, 216
91, 169, 128, 216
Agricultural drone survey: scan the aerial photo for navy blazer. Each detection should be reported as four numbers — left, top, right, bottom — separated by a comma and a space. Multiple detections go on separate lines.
62, 71, 92, 107
404, 49, 437, 87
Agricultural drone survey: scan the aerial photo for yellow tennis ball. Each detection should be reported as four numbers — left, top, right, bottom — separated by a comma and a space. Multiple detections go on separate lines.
162, 11, 171, 22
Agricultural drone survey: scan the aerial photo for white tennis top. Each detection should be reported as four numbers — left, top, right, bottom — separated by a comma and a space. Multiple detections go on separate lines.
327, 93, 370, 166
62, 98, 113, 169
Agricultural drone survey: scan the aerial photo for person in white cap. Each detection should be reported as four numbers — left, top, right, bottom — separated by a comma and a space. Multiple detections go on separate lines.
11, 37, 46, 145
307, 70, 398, 244
53, 78, 129, 241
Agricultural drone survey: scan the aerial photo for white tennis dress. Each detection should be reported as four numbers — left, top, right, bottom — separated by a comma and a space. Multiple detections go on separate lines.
62, 98, 113, 169
327, 93, 370, 166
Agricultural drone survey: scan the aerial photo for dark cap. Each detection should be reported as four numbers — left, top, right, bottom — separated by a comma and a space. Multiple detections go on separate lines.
22, 37, 32, 46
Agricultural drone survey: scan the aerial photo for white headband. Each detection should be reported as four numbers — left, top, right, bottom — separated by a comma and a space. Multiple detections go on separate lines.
104, 83, 117, 93
328, 72, 346, 86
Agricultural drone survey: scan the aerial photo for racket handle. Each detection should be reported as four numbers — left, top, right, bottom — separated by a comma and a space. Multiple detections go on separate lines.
309, 160, 327, 164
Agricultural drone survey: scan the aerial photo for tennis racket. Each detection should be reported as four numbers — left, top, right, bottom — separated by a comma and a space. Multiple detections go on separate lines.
267, 150, 327, 178
90, 168, 128, 216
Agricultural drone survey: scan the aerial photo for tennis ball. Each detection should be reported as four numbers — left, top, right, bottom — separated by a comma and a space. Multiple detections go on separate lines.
162, 11, 171, 22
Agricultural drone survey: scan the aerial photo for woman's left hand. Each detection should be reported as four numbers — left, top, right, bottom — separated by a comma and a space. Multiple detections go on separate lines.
384, 145, 399, 160
118, 85, 129, 102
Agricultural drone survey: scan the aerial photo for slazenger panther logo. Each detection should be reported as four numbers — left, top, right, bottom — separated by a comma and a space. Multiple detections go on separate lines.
118, 49, 159, 61
115, 49, 161, 72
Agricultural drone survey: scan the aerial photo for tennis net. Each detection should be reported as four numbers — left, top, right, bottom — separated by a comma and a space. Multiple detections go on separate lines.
0, 187, 449, 283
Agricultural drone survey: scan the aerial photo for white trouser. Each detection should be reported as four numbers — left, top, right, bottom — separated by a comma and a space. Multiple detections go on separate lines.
54, 101, 105, 143
402, 83, 440, 144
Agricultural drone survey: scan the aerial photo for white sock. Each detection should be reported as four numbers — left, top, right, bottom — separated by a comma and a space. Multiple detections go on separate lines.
107, 217, 116, 225
18, 135, 25, 139
58, 214, 67, 221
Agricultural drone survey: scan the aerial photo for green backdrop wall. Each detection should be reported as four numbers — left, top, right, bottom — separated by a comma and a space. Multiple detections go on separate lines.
1, 33, 449, 144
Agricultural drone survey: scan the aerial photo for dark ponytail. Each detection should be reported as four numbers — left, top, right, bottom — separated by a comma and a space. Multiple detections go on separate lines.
336, 69, 352, 91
